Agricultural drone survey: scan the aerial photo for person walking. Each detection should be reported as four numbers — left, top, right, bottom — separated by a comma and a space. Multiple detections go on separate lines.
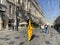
27, 19, 33, 41
44, 24, 48, 34
40, 24, 45, 33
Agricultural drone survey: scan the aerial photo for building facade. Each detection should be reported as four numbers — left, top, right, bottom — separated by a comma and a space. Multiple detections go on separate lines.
0, 0, 45, 30
0, 0, 7, 30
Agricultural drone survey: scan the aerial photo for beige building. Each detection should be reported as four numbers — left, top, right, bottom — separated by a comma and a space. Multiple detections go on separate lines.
29, 0, 45, 24
0, 0, 20, 30
0, 0, 7, 30
0, 0, 45, 30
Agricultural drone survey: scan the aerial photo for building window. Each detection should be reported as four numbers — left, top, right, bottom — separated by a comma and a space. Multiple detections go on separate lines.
16, 0, 18, 3
0, 0, 1, 3
20, 0, 22, 5
9, 4, 15, 15
12, 6, 15, 15
16, 7, 19, 11
18, 0, 20, 4
22, 0, 26, 8
9, 5, 11, 15
22, 1, 24, 7
0, 0, 6, 5
16, 0, 21, 4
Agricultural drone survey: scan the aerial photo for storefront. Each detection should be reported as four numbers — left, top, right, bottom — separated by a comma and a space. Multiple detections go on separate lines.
8, 19, 14, 30
0, 12, 7, 30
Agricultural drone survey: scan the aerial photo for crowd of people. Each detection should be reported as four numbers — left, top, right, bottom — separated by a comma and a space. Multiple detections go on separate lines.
40, 24, 49, 34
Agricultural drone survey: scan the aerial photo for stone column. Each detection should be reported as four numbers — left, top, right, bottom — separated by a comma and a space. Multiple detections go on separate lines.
0, 17, 2, 30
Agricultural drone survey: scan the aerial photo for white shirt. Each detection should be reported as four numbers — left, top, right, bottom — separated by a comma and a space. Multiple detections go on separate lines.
41, 25, 44, 29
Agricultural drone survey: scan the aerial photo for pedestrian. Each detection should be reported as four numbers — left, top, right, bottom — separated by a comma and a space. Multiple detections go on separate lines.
27, 19, 33, 41
40, 24, 45, 33
44, 24, 48, 34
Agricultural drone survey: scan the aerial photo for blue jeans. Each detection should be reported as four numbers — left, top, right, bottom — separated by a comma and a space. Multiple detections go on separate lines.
41, 28, 44, 32
45, 28, 48, 33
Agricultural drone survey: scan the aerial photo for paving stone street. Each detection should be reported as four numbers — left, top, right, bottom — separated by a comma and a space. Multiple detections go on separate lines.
0, 0, 60, 45
0, 27, 60, 45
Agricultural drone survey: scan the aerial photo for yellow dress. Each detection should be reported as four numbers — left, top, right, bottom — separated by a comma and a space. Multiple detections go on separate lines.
27, 19, 33, 41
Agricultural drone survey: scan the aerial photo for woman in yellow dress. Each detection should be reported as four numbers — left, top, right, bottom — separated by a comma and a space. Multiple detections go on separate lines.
27, 19, 33, 41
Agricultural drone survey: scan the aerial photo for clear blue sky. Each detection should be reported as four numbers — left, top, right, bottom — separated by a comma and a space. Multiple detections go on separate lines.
36, 0, 60, 23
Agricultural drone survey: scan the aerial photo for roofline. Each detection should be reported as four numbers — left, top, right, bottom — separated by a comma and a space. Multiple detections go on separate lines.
31, 0, 45, 17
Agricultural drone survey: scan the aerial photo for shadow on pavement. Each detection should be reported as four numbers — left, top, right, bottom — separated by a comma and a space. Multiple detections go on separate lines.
55, 29, 60, 33
30, 35, 39, 41
54, 27, 60, 33
45, 41, 51, 44
19, 42, 24, 45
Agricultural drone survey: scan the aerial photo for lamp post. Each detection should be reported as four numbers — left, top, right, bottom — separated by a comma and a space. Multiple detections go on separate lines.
16, 10, 19, 31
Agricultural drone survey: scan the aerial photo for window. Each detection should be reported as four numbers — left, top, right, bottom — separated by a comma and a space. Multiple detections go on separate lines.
12, 6, 15, 15
20, 0, 22, 5
16, 7, 19, 11
0, 0, 6, 5
0, 0, 2, 3
9, 5, 11, 15
22, 1, 24, 7
18, 0, 20, 4
9, 5, 13, 15
16, 0, 18, 3
22, 0, 26, 8
9, 4, 15, 15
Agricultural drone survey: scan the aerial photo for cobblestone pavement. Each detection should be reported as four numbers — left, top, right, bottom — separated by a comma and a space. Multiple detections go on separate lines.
0, 27, 60, 45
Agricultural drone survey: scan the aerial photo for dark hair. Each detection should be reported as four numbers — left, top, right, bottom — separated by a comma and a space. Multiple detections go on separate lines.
27, 19, 30, 26
27, 19, 29, 23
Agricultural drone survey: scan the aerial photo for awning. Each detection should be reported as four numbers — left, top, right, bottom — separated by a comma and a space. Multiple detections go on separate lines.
19, 22, 27, 25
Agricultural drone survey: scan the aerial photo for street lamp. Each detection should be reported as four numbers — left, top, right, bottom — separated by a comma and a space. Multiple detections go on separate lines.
16, 10, 19, 31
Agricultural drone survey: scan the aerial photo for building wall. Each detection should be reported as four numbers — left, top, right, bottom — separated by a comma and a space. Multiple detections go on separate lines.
26, 0, 45, 24
0, 0, 7, 30
0, 0, 45, 30
6, 0, 45, 25
0, 0, 7, 5
6, 0, 20, 29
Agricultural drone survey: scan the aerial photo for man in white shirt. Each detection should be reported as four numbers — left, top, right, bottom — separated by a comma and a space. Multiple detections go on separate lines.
41, 25, 45, 33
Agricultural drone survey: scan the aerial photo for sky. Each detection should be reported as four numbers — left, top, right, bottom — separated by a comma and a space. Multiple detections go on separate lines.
36, 0, 60, 23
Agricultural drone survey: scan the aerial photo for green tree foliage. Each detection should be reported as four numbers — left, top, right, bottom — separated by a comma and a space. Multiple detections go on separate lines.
32, 22, 39, 28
